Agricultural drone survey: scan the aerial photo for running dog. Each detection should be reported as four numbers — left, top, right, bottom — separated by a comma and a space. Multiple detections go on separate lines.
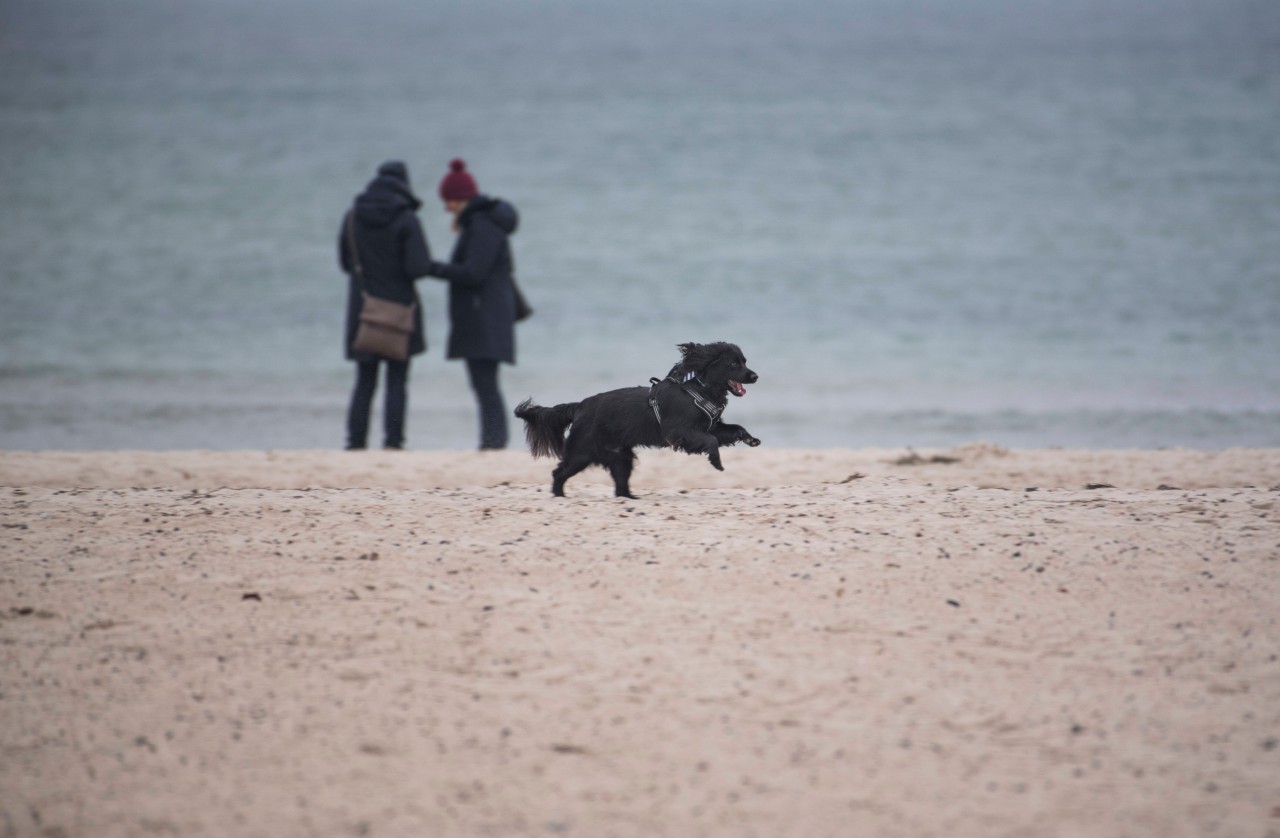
514, 342, 760, 498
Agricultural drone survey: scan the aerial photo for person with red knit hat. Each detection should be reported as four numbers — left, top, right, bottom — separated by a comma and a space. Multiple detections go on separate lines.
438, 158, 478, 206
427, 158, 521, 450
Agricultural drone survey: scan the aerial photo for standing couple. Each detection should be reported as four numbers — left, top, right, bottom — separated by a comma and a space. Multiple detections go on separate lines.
339, 158, 521, 451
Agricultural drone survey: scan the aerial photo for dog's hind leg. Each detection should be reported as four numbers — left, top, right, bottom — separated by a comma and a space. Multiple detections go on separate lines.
550, 452, 593, 497
603, 447, 638, 498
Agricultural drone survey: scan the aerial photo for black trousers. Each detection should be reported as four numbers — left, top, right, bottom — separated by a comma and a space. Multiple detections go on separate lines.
346, 358, 409, 449
466, 358, 508, 450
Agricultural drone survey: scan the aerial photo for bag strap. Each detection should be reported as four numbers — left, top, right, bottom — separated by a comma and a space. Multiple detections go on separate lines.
347, 210, 418, 314
345, 210, 366, 291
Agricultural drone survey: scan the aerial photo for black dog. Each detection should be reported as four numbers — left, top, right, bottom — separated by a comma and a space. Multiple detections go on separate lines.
514, 342, 761, 498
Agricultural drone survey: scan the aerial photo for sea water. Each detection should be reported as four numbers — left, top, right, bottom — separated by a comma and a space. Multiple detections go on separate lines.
2, 0, 1278, 450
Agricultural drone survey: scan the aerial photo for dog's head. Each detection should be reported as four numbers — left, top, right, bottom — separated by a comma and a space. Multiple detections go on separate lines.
676, 342, 758, 398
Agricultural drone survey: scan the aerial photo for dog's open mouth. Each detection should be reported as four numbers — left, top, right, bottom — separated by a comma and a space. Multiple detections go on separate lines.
729, 380, 747, 397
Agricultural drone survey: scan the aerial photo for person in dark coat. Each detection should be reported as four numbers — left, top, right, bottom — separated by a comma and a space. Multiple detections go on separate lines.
427, 158, 519, 450
338, 161, 433, 450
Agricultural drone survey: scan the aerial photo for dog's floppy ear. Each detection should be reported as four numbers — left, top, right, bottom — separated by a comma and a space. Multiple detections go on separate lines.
676, 342, 713, 374
677, 341, 739, 375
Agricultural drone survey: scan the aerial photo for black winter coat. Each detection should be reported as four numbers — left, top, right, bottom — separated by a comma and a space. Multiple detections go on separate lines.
429, 195, 519, 364
338, 163, 433, 361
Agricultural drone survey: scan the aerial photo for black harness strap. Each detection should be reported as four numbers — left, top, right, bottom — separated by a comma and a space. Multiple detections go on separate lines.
648, 373, 724, 437
647, 377, 665, 427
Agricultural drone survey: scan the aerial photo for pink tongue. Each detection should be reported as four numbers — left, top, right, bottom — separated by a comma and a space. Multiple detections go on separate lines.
730, 381, 746, 397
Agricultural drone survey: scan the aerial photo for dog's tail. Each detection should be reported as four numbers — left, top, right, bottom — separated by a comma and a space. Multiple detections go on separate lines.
513, 398, 578, 459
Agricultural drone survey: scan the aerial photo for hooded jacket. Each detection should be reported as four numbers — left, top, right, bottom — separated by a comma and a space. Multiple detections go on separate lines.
338, 161, 433, 361
429, 195, 519, 364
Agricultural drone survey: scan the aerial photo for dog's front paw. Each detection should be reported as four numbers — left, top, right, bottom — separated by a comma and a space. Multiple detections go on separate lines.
745, 435, 761, 447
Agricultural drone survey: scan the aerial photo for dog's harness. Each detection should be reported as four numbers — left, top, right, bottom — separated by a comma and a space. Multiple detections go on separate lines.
648, 370, 724, 435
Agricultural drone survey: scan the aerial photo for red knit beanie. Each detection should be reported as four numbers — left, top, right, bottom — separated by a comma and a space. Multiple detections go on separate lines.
438, 158, 478, 201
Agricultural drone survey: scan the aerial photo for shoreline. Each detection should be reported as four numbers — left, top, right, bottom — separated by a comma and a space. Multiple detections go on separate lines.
3, 444, 1279, 491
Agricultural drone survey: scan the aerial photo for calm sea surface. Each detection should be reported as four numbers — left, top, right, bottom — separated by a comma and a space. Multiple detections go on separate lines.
2, 0, 1278, 450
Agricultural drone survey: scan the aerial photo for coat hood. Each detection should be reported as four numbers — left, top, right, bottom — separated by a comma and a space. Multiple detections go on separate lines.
461, 195, 518, 235
354, 161, 423, 228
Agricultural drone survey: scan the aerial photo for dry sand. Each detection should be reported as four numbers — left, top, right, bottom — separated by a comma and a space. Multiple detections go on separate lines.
2, 445, 1279, 837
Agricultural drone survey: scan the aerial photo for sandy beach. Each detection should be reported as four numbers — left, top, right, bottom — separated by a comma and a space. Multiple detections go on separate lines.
2, 445, 1278, 837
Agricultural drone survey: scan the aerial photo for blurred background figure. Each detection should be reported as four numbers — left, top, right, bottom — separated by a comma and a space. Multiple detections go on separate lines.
339, 161, 432, 450
428, 159, 521, 451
